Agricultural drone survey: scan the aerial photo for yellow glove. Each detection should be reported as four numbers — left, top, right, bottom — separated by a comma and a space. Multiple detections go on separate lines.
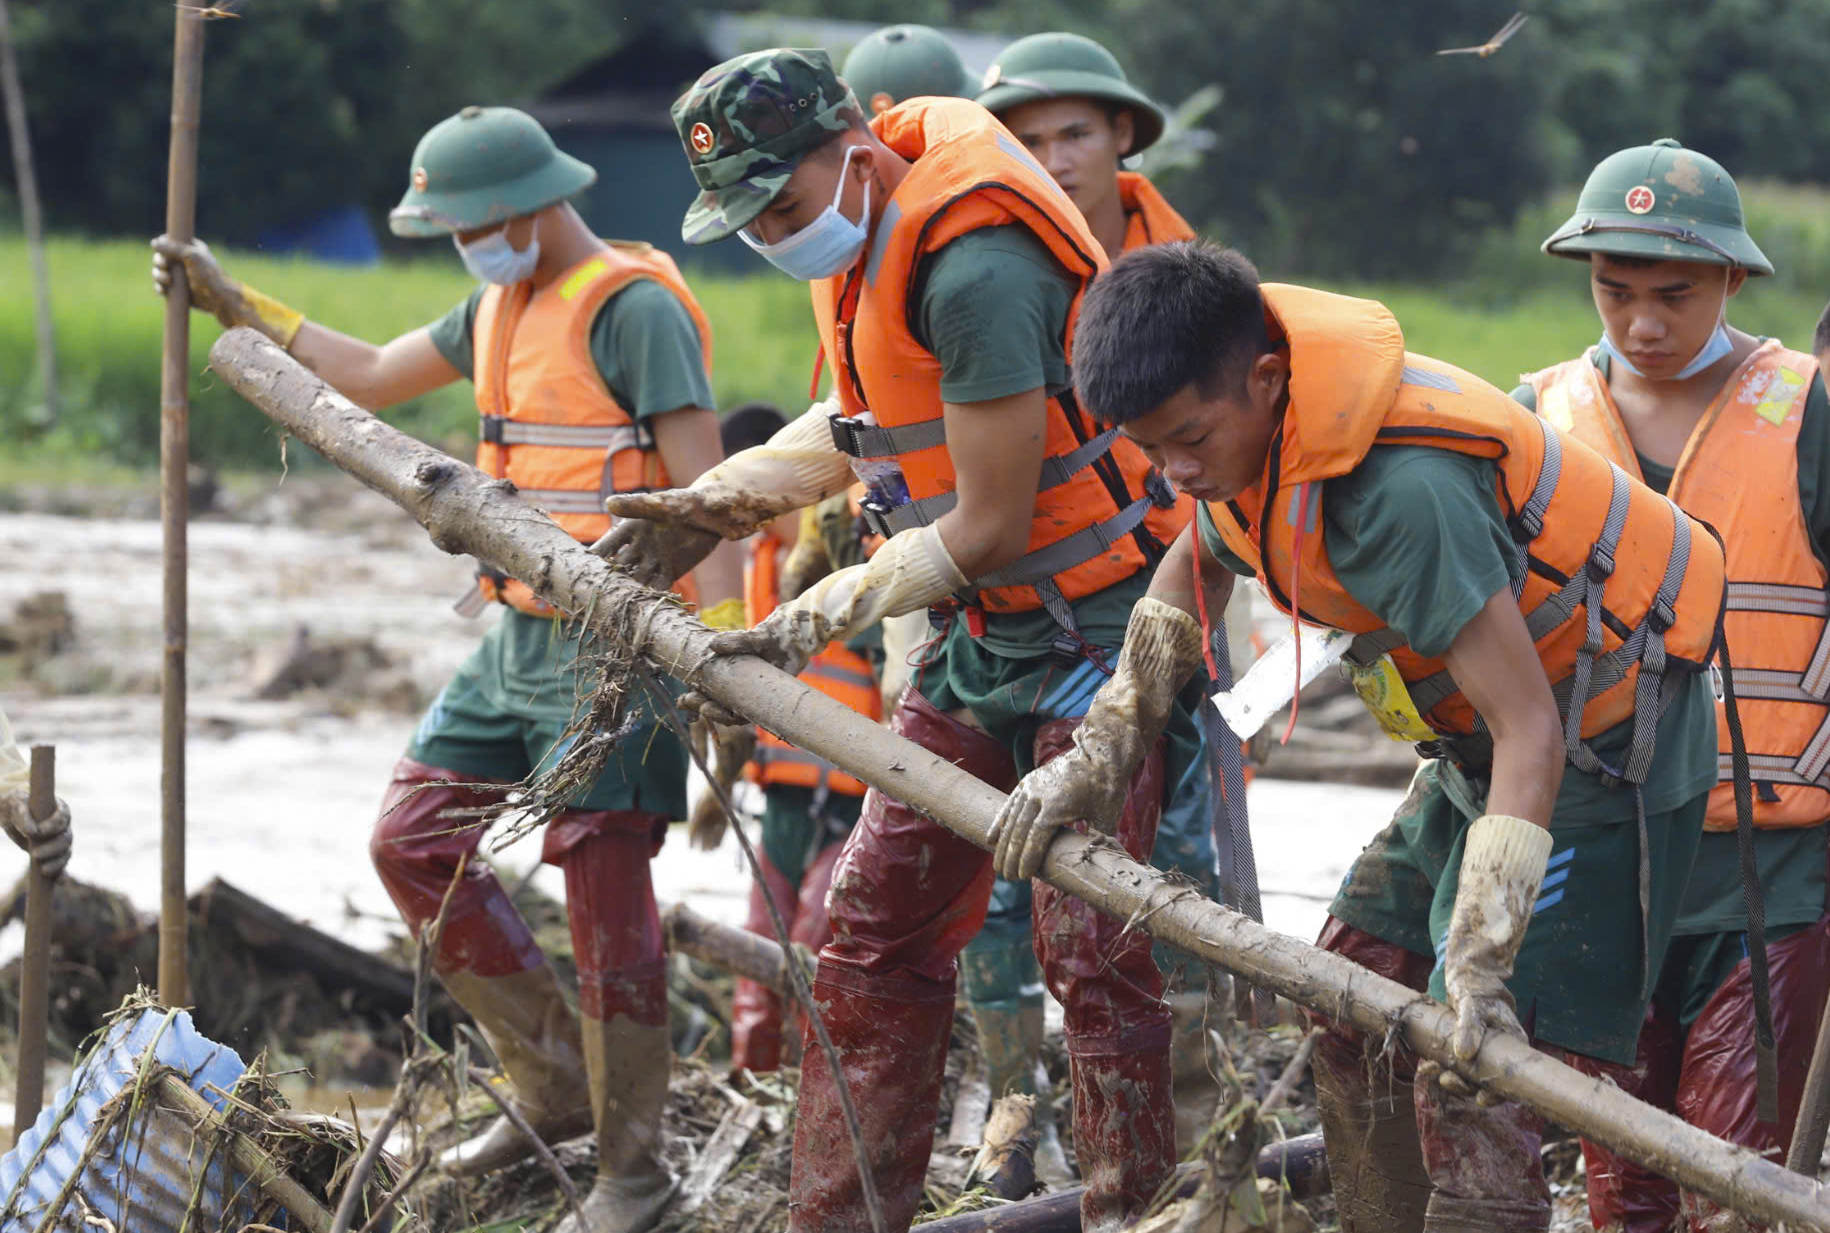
151, 236, 305, 349
699, 597, 747, 631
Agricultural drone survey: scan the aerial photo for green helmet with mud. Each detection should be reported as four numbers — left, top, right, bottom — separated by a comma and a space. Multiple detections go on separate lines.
1542, 138, 1772, 275
975, 32, 1166, 154
841, 24, 972, 106
389, 106, 597, 239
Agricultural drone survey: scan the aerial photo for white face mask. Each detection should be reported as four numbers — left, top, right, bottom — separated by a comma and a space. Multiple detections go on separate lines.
454, 227, 540, 285
740, 145, 872, 281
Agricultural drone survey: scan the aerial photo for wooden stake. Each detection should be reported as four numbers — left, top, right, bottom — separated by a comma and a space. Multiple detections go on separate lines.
1786, 985, 1830, 1174
158, 0, 207, 1008
0, 0, 55, 422
205, 329, 1830, 1233
12, 745, 54, 1139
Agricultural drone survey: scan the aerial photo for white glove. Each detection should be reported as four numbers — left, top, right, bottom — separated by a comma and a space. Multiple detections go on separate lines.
1432, 812, 1553, 1103
686, 522, 965, 726
2, 791, 71, 880
594, 398, 858, 589
988, 598, 1203, 880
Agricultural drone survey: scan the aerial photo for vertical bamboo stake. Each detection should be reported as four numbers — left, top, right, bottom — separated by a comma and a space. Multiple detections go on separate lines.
13, 745, 54, 1139
1786, 987, 1830, 1174
159, 0, 206, 1008
0, 0, 54, 422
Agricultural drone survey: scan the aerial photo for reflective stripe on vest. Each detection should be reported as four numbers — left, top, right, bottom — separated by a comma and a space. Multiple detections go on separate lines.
480, 419, 646, 451
1527, 340, 1826, 829
1208, 284, 1726, 785
808, 98, 1192, 625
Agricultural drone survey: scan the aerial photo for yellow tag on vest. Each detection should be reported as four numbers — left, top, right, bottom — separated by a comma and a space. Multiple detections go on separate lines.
1346, 654, 1438, 742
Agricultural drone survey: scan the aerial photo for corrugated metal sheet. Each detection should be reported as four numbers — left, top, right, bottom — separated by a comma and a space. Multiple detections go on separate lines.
0, 1008, 294, 1232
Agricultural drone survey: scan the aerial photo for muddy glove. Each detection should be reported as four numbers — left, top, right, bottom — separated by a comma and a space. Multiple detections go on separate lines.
687, 724, 757, 851
1, 791, 71, 881
593, 398, 856, 587
779, 504, 835, 602
1432, 812, 1553, 1103
151, 236, 305, 349
685, 522, 965, 727
988, 598, 1203, 881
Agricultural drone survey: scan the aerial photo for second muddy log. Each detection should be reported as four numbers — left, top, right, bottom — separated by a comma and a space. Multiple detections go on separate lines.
663, 901, 811, 996
208, 328, 1830, 1233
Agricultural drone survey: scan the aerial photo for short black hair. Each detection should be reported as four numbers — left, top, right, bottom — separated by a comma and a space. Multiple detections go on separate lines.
1073, 241, 1270, 425
1815, 298, 1830, 358
721, 402, 787, 456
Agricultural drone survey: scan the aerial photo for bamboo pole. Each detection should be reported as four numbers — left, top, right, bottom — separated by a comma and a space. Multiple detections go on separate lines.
0, 0, 55, 422
206, 328, 1830, 1233
157, 0, 207, 1008
12, 745, 54, 1139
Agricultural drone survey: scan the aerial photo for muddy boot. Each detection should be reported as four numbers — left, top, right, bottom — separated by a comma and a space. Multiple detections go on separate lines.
1068, 1033, 1177, 1233
554, 1013, 679, 1233
437, 965, 593, 1175
788, 963, 957, 1231
1310, 919, 1434, 1233
1415, 1075, 1550, 1233
1166, 988, 1223, 1154
971, 1000, 1075, 1188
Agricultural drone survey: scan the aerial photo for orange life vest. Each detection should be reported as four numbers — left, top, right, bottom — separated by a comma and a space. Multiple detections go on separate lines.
1208, 284, 1727, 779
1527, 342, 1827, 829
1117, 171, 1196, 252
741, 530, 881, 797
472, 242, 712, 616
811, 97, 1188, 629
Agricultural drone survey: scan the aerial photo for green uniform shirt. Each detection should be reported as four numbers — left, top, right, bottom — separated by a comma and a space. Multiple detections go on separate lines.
1512, 357, 1830, 936
426, 278, 715, 419
1194, 447, 1719, 818
910, 226, 1075, 405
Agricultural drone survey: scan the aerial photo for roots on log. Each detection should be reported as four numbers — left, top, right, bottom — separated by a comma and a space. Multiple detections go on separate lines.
208, 328, 1830, 1233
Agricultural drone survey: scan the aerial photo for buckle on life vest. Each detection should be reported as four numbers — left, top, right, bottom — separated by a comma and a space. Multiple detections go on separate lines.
1647, 597, 1676, 634
1587, 542, 1616, 582
479, 415, 506, 445
1049, 630, 1084, 668
1512, 507, 1545, 542
1143, 467, 1178, 510
858, 494, 896, 542
829, 414, 870, 458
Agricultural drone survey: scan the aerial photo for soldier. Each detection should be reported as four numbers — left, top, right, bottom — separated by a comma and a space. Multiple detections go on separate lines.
153, 106, 742, 1233
841, 23, 972, 115
597, 49, 1201, 1231
1516, 140, 1830, 1233
1001, 238, 1728, 1233
975, 28, 1232, 1152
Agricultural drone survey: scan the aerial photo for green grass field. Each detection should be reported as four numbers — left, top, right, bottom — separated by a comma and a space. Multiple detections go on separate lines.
4, 182, 1827, 480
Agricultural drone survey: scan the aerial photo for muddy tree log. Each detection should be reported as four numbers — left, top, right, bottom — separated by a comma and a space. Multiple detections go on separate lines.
662, 901, 810, 996
209, 328, 1830, 1233
917, 1138, 1331, 1233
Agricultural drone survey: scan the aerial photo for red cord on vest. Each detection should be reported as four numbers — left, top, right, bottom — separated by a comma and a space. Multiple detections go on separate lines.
1282, 482, 1315, 746
1191, 528, 1221, 681
809, 346, 825, 402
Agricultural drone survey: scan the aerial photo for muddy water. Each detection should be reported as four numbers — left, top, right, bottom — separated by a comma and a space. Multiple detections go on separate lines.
0, 495, 1402, 968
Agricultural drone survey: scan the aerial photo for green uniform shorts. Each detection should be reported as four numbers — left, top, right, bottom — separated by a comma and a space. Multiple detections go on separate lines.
407, 609, 688, 818
1329, 759, 1707, 1065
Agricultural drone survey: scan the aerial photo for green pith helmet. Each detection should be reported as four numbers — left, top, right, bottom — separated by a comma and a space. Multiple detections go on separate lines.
1542, 138, 1772, 275
842, 24, 972, 105
389, 106, 596, 238
976, 32, 1165, 154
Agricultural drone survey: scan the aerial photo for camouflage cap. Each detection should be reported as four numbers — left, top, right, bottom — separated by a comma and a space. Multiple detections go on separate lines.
672, 48, 861, 245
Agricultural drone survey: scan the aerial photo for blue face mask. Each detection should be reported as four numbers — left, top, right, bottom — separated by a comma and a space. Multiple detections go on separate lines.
454, 228, 540, 285
1597, 323, 1733, 380
741, 146, 871, 281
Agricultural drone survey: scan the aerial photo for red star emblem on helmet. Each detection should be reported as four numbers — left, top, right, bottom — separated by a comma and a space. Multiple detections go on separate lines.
412, 166, 428, 192
690, 122, 714, 155
1624, 185, 1655, 214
